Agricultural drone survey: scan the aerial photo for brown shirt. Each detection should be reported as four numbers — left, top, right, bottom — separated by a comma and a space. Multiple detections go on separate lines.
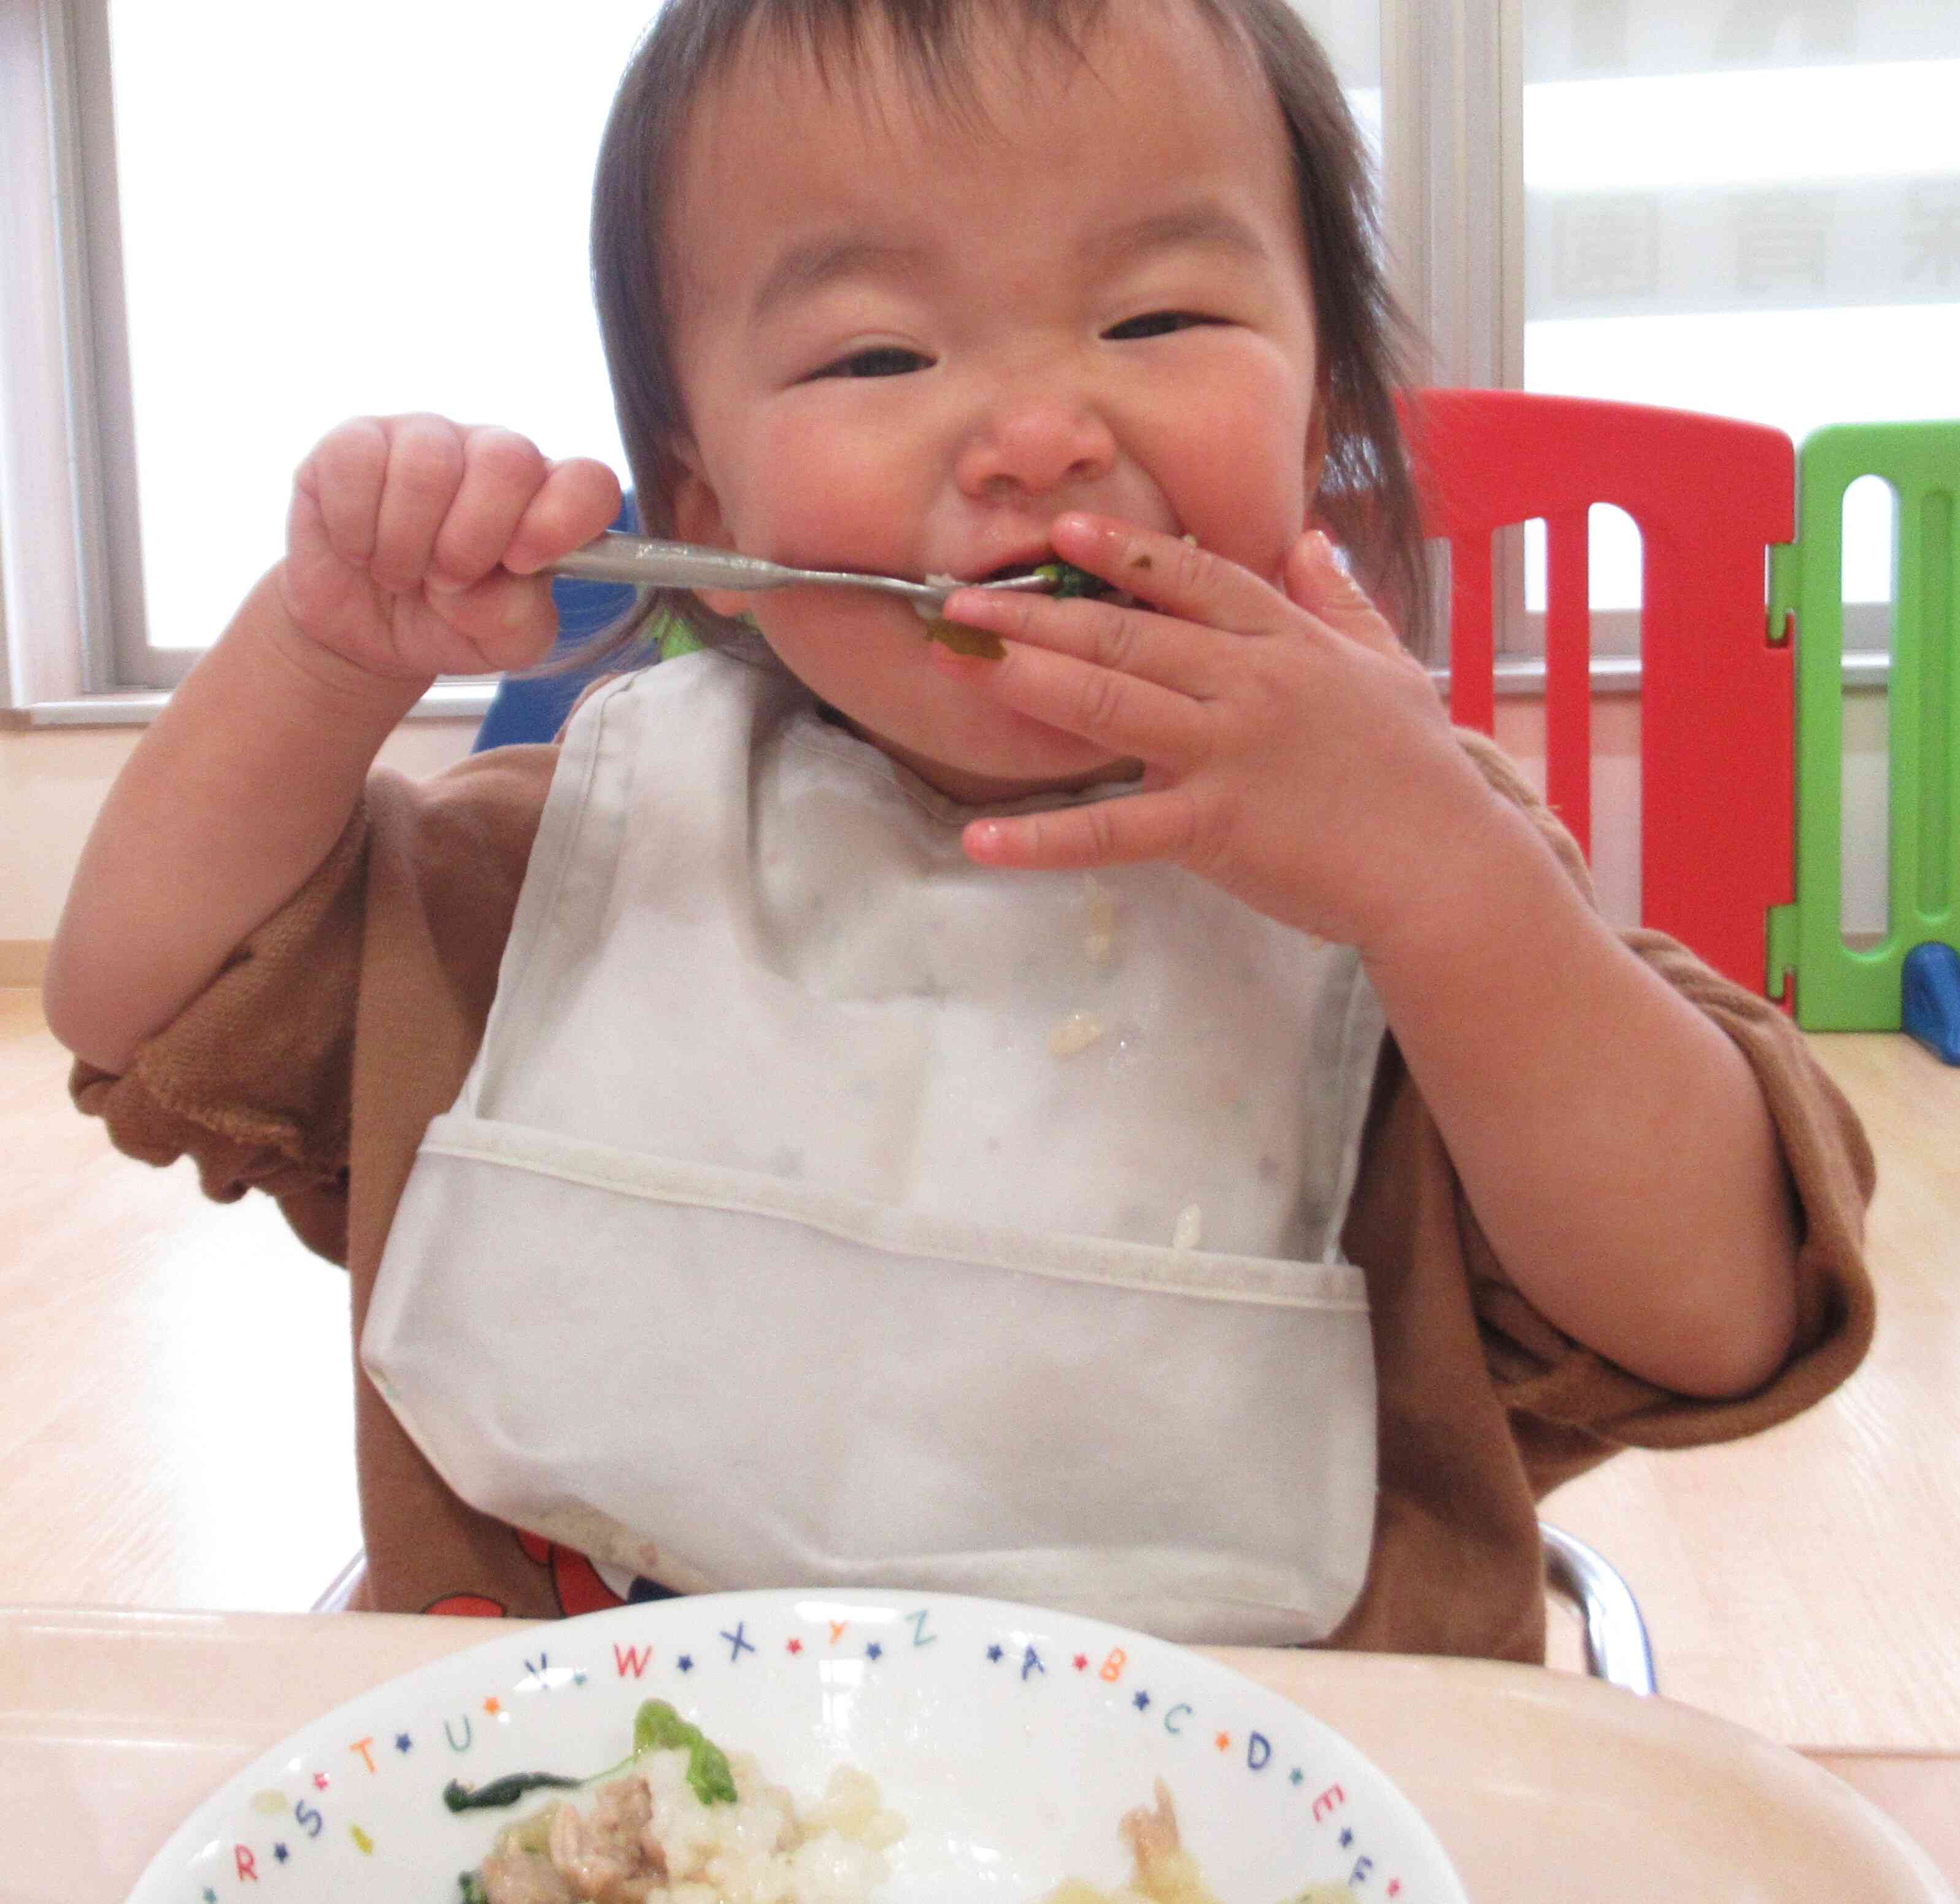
72, 725, 1875, 1657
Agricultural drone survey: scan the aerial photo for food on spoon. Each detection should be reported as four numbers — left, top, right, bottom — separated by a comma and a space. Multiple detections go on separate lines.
1032, 558, 1120, 599
1048, 1009, 1109, 1057
916, 557, 1127, 658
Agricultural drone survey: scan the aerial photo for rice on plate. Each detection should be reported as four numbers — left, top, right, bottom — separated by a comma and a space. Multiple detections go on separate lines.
457, 1705, 1354, 1904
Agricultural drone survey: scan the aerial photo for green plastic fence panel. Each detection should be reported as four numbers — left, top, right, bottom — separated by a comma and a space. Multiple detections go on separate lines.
1768, 421, 1960, 1028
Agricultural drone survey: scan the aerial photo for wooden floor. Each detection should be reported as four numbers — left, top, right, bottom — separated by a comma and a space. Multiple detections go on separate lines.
1545, 1030, 1960, 1751
2, 987, 1955, 1753
0, 988, 361, 1616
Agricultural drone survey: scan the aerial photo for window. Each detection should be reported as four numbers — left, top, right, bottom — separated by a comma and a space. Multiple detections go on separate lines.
1522, 0, 1960, 652
0, 2, 655, 707
4, 0, 1382, 706
8, 0, 1950, 707
1296, 2, 1383, 160
107, 1, 658, 685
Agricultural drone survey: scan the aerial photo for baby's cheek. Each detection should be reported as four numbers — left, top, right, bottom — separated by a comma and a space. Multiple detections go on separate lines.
1179, 453, 1310, 582
755, 428, 922, 575
1132, 359, 1308, 563
1213, 395, 1315, 558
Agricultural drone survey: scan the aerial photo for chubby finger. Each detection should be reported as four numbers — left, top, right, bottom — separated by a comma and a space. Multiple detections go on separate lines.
939, 584, 1217, 699
1045, 512, 1294, 635
504, 457, 626, 576
295, 417, 392, 571
428, 568, 562, 671
371, 414, 468, 593
963, 785, 1204, 872
1281, 531, 1404, 660
937, 634, 1211, 766
428, 427, 550, 590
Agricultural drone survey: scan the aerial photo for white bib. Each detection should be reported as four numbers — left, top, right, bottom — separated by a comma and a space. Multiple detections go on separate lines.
362, 652, 1387, 1643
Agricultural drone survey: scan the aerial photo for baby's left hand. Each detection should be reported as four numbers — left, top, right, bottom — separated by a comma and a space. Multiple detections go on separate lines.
944, 514, 1502, 954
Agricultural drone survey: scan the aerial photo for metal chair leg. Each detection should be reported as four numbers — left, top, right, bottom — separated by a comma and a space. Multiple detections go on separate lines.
312, 1552, 368, 1613
1541, 1521, 1657, 1695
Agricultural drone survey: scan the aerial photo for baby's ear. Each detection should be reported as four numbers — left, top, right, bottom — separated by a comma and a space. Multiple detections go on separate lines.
668, 456, 748, 619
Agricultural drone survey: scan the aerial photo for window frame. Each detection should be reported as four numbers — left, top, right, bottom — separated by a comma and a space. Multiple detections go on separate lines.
0, 0, 493, 723
1, 0, 110, 714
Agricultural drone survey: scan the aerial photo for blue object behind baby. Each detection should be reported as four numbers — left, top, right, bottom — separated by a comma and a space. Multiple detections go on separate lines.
1902, 941, 1960, 1065
473, 494, 641, 752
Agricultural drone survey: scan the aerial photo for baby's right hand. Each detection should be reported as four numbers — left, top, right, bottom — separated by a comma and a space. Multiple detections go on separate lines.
280, 415, 623, 682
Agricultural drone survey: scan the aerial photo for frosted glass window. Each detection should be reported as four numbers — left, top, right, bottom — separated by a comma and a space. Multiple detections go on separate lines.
1522, 2, 1960, 631
106, 2, 655, 654
1292, 0, 1382, 168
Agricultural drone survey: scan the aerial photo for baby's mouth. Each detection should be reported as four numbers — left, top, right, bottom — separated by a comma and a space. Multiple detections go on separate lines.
974, 557, 1132, 601
914, 557, 1143, 661
977, 558, 1046, 585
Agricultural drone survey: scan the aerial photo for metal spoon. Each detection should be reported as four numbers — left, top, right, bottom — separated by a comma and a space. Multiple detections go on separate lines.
546, 532, 1056, 614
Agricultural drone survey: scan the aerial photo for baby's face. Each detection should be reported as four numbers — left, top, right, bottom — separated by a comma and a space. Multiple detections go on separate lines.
664, 0, 1323, 803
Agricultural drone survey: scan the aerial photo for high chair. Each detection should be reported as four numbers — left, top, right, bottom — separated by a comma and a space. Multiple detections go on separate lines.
1540, 1522, 1657, 1694
314, 1525, 1655, 1690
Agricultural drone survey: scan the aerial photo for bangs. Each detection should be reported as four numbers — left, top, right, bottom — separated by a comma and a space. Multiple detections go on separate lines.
686, 0, 1118, 115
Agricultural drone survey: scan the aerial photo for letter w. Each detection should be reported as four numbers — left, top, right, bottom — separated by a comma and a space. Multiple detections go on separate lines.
614, 1643, 654, 1678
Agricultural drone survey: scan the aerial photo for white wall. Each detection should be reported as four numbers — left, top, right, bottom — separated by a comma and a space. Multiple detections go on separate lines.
0, 718, 480, 960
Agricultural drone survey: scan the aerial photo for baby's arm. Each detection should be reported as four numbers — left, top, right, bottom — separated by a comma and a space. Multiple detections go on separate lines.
1348, 746, 1800, 1401
43, 417, 620, 1076
943, 515, 1801, 1400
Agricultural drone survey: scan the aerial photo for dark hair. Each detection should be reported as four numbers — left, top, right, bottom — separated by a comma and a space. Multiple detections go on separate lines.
563, 0, 1433, 676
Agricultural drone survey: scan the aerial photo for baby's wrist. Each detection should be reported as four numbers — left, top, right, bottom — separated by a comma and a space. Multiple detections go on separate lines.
1352, 780, 1551, 989
238, 566, 434, 728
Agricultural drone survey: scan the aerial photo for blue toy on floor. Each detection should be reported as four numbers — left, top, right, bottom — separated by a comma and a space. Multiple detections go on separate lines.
1903, 942, 1960, 1064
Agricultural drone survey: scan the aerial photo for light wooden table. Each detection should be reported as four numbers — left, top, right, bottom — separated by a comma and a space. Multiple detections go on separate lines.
2, 1605, 1954, 1902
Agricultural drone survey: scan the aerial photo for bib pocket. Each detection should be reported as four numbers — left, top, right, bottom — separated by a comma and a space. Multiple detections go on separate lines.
363, 1113, 1379, 1646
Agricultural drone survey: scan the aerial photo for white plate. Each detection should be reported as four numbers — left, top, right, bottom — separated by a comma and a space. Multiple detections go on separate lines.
126, 1590, 1468, 1903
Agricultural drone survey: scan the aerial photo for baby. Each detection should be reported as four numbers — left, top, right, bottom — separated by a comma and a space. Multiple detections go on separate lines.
47, 0, 1872, 1651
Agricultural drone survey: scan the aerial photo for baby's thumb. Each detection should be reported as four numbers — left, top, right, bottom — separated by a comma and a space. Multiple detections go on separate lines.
441, 568, 563, 674
1283, 531, 1403, 660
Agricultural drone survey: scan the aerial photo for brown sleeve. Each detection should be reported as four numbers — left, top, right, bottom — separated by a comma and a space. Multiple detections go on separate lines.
68, 741, 560, 1268
1448, 731, 1876, 1489
68, 805, 369, 1263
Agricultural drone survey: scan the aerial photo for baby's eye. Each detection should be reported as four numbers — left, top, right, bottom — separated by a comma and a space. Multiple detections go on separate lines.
809, 345, 933, 380
1102, 311, 1221, 341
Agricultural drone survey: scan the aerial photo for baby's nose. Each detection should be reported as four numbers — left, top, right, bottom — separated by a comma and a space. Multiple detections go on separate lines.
954, 389, 1119, 501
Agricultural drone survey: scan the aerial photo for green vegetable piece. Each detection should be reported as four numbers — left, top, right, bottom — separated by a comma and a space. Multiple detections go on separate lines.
442, 1771, 584, 1813
632, 1700, 739, 1805
1033, 559, 1111, 599
457, 1873, 491, 1904
923, 617, 1006, 661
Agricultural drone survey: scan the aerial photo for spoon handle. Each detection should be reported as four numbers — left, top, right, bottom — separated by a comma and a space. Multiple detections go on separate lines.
546, 533, 947, 606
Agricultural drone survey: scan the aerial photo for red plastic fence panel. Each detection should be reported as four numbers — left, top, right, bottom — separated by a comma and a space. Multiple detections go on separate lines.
1397, 388, 1796, 995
